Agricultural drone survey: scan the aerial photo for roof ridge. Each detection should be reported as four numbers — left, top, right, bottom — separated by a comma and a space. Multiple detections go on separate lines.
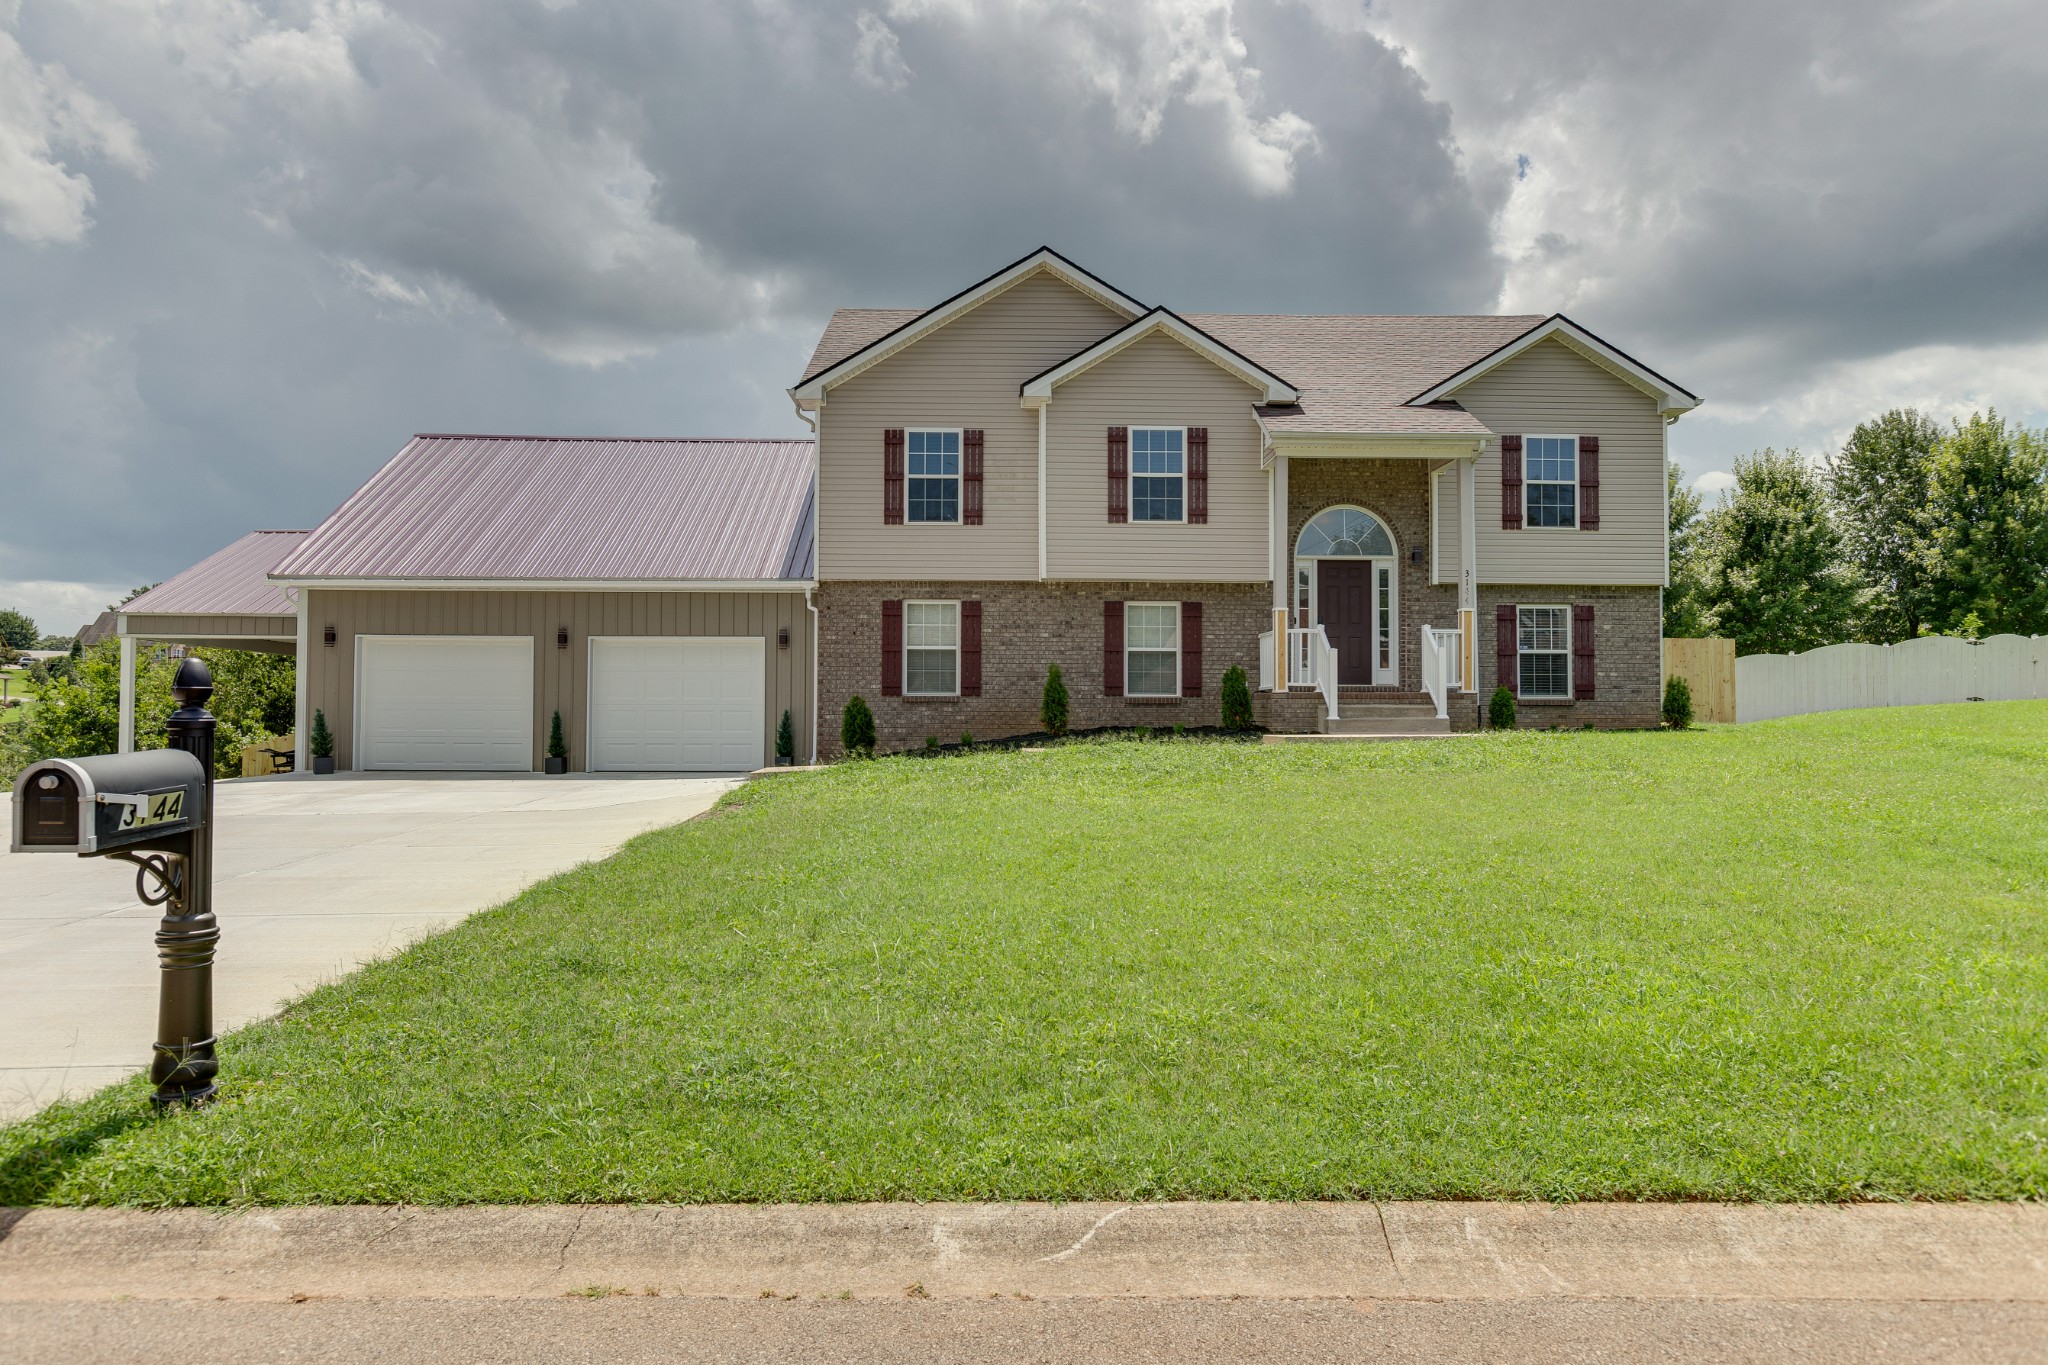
410, 433, 815, 444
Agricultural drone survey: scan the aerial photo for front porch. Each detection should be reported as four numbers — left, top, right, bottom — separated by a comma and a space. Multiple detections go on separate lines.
1255, 449, 1483, 731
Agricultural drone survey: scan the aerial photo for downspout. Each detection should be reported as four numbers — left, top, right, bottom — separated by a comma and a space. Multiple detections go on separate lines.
806, 588, 821, 765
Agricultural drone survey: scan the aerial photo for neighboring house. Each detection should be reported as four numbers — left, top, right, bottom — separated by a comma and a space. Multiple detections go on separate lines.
113, 247, 1697, 772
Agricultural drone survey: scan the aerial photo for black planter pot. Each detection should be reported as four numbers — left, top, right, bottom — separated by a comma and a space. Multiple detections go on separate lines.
311, 756, 335, 775
776, 754, 793, 767
545, 756, 568, 774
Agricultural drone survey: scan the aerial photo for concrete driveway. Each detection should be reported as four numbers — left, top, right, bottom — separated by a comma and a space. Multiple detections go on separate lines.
0, 772, 740, 1121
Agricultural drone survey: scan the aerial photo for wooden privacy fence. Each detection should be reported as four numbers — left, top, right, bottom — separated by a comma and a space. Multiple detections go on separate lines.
1734, 634, 2048, 723
1661, 638, 1736, 723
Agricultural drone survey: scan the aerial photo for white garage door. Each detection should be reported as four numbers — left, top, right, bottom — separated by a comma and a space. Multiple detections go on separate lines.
588, 637, 765, 772
356, 636, 534, 771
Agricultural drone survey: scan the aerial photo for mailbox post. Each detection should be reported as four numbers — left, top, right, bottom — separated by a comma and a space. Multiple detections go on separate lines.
10, 657, 221, 1107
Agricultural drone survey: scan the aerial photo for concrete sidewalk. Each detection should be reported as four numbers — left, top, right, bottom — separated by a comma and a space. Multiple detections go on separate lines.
0, 773, 738, 1120
3, 1201, 2043, 1363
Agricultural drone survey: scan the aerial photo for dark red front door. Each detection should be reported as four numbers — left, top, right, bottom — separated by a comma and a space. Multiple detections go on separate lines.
1318, 560, 1374, 684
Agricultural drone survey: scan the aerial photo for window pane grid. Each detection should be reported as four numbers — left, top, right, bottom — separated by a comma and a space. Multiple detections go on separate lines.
1524, 436, 1578, 528
1125, 603, 1179, 696
1517, 606, 1569, 699
1130, 428, 1184, 522
905, 602, 959, 696
906, 430, 960, 524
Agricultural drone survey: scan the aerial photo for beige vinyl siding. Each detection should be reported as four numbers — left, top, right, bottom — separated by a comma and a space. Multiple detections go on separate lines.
1454, 338, 1668, 586
1045, 332, 1268, 582
818, 271, 1126, 581
301, 588, 813, 770
122, 612, 297, 644
1430, 463, 1462, 586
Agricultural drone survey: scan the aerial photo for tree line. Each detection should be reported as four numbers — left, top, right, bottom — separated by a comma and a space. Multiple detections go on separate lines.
1665, 409, 2048, 655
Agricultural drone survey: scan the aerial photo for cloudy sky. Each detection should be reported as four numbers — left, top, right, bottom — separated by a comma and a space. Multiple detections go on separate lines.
4, 0, 2045, 633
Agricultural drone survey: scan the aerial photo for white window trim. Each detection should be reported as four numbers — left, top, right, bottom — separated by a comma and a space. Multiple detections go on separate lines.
903, 598, 962, 697
904, 427, 964, 526
1126, 424, 1188, 526
1123, 600, 1182, 698
1521, 433, 1580, 531
1516, 604, 1572, 700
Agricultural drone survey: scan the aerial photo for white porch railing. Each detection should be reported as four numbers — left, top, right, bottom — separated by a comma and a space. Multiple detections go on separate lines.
1421, 625, 1463, 719
1258, 623, 1340, 722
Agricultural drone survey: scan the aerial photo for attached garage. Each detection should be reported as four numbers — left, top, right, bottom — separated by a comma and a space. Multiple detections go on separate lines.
356, 636, 535, 771
587, 637, 765, 772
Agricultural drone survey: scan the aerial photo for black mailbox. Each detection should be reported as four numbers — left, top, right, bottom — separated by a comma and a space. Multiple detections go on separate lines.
11, 750, 207, 856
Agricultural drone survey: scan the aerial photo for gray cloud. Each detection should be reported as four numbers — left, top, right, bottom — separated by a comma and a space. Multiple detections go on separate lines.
2, 0, 2044, 627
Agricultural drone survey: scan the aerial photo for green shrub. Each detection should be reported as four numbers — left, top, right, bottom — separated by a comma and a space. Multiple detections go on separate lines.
1488, 686, 1517, 730
959, 732, 974, 749
841, 695, 876, 759
548, 710, 568, 760
310, 708, 334, 758
1041, 664, 1069, 736
775, 708, 795, 762
1662, 676, 1695, 730
924, 734, 940, 753
1220, 664, 1253, 729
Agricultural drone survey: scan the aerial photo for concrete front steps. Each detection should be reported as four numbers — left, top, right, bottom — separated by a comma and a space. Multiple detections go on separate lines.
1264, 688, 1457, 742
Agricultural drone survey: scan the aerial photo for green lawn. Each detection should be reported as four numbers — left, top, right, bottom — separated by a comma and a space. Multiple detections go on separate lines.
0, 669, 36, 729
5, 703, 2046, 1206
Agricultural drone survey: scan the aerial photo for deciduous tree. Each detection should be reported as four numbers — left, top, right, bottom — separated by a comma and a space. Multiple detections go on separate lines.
1825, 409, 1939, 641
1920, 411, 2048, 637
1698, 449, 1861, 655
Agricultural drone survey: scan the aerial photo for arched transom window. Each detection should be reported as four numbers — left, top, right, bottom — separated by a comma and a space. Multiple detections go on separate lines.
1295, 506, 1395, 559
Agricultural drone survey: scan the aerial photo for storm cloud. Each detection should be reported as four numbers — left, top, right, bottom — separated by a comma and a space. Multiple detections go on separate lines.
2, 0, 2044, 629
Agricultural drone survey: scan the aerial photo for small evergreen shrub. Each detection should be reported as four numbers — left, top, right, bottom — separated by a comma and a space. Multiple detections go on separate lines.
924, 735, 940, 753
1219, 664, 1253, 730
775, 708, 795, 762
959, 732, 974, 749
1041, 664, 1069, 735
309, 709, 334, 758
1662, 676, 1694, 730
548, 710, 568, 760
840, 695, 876, 759
1488, 686, 1517, 730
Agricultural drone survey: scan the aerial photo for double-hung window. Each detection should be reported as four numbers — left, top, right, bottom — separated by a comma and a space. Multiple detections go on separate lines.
1125, 603, 1180, 696
1524, 436, 1578, 528
904, 601, 960, 696
1130, 428, 1184, 523
1517, 606, 1570, 699
906, 430, 960, 524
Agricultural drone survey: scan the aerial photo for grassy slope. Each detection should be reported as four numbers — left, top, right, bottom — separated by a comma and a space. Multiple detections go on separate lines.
4, 703, 2045, 1206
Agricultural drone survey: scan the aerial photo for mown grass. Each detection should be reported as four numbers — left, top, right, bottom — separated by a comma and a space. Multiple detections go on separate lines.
4, 703, 2045, 1206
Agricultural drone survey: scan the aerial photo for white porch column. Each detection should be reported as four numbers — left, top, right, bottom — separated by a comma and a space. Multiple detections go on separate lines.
118, 631, 137, 753
1459, 454, 1480, 690
1270, 454, 1290, 614
293, 590, 309, 774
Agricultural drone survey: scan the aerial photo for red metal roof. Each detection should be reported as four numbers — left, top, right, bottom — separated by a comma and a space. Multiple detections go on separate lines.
122, 530, 308, 617
271, 436, 815, 584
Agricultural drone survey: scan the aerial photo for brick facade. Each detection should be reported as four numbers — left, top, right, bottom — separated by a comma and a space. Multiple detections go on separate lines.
815, 580, 1271, 757
1474, 584, 1663, 729
1285, 459, 1462, 693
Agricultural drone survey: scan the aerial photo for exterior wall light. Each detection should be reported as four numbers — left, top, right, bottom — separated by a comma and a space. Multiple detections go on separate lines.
557, 627, 569, 650
777, 627, 790, 650
323, 626, 336, 647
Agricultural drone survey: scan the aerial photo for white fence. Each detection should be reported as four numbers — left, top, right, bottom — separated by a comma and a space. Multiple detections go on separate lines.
1735, 634, 2048, 723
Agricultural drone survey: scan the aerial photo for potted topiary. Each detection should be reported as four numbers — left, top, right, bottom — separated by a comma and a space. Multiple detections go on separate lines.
310, 708, 335, 774
546, 710, 569, 774
775, 708, 795, 766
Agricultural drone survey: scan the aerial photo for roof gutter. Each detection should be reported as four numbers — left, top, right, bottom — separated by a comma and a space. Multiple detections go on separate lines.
266, 576, 818, 593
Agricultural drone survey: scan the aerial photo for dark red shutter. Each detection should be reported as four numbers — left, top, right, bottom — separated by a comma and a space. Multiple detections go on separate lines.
1107, 426, 1129, 523
963, 430, 984, 526
1578, 436, 1600, 530
1495, 603, 1518, 698
1573, 603, 1596, 699
883, 428, 905, 525
960, 600, 982, 696
1103, 600, 1124, 696
1186, 428, 1209, 525
1181, 600, 1203, 697
1501, 435, 1523, 530
881, 599, 902, 696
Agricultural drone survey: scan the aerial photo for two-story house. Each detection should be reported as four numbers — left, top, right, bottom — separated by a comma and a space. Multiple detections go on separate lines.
793, 247, 1696, 757
107, 247, 1696, 771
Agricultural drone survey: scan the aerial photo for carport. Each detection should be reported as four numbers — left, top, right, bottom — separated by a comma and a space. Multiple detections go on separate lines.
114, 530, 308, 760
